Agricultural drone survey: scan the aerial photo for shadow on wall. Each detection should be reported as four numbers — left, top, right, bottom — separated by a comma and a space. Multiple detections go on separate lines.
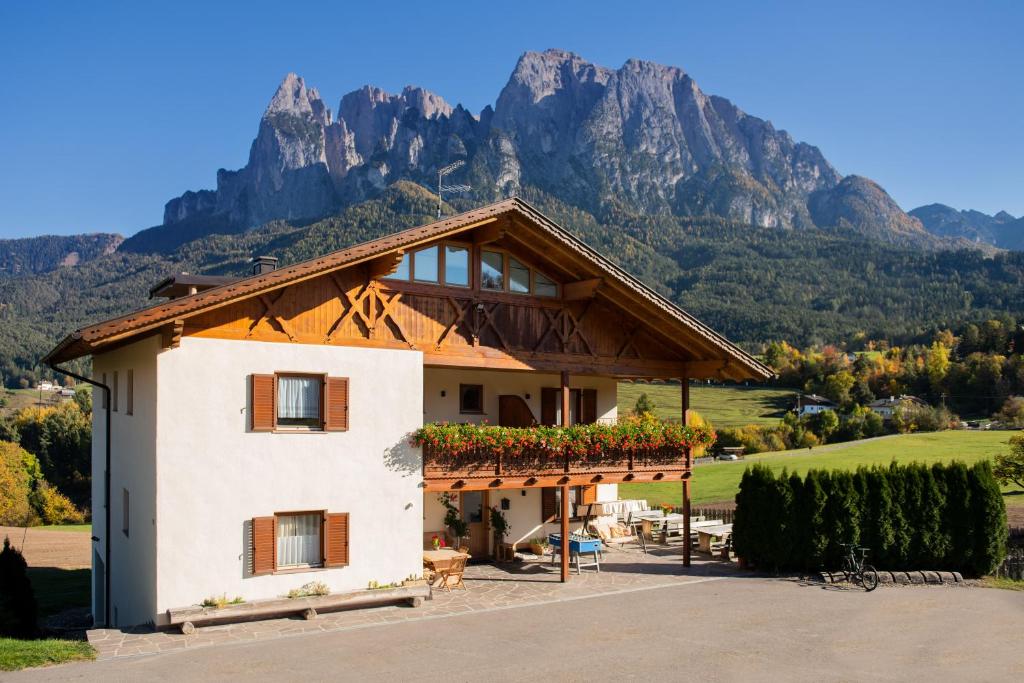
384, 435, 421, 476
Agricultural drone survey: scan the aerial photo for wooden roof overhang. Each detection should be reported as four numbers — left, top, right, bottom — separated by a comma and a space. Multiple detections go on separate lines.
42, 198, 772, 382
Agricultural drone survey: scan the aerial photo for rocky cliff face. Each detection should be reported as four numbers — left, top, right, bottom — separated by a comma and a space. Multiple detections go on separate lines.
160, 50, 933, 248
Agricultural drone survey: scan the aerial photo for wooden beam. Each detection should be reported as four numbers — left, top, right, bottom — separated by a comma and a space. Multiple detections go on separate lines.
421, 471, 688, 491
367, 251, 405, 280
472, 222, 506, 245
683, 360, 731, 379
161, 319, 184, 350
562, 278, 602, 301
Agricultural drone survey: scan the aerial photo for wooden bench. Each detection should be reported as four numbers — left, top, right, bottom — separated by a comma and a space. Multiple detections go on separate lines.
166, 584, 431, 634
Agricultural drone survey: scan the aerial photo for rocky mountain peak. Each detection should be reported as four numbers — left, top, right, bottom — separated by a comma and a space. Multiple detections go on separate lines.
265, 73, 331, 126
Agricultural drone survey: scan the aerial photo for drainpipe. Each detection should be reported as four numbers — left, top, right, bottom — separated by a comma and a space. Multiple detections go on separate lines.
46, 362, 111, 628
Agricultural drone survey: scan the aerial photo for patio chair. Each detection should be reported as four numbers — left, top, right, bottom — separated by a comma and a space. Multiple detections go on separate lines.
457, 544, 470, 555
438, 555, 468, 592
591, 521, 647, 554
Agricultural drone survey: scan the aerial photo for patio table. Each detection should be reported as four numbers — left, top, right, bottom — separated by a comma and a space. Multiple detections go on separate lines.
695, 524, 733, 553
641, 513, 688, 542
423, 549, 470, 586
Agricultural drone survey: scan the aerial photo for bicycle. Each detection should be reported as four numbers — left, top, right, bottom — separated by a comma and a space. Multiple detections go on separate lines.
839, 543, 879, 592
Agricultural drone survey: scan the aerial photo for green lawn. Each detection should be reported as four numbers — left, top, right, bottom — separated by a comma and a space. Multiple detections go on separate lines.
618, 382, 795, 427
0, 568, 96, 671
621, 431, 1023, 507
0, 638, 94, 671
28, 568, 91, 618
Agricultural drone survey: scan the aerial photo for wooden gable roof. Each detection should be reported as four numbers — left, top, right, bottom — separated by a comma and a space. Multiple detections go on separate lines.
43, 198, 772, 381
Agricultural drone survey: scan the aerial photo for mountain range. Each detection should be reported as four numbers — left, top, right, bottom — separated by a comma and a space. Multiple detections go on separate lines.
142, 49, 956, 252
1, 49, 1022, 387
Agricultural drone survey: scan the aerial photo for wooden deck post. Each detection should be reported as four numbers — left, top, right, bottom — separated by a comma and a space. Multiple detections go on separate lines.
560, 370, 571, 582
682, 377, 692, 568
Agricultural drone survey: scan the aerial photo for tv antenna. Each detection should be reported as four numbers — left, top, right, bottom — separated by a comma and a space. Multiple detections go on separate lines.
437, 160, 470, 218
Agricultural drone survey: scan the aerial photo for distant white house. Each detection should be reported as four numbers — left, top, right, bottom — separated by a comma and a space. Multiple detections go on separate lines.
796, 394, 838, 416
37, 381, 54, 391
868, 395, 928, 420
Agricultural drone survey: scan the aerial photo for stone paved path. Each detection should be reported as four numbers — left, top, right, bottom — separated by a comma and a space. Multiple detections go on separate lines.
87, 546, 736, 660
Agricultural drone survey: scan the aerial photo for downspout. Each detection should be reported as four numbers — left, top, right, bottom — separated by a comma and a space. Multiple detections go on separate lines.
46, 361, 111, 628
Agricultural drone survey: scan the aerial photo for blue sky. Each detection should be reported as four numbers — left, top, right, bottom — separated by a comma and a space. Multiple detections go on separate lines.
0, 0, 1021, 238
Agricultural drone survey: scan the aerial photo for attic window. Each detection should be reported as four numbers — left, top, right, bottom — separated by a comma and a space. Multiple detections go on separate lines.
481, 251, 504, 290
535, 272, 558, 297
413, 246, 439, 283
389, 253, 410, 280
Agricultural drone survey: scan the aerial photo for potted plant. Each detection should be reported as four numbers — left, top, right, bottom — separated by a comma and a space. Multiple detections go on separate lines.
529, 537, 549, 556
489, 506, 510, 561
439, 493, 469, 549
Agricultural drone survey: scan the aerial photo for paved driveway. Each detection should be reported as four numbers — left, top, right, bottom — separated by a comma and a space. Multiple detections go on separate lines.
10, 577, 1024, 682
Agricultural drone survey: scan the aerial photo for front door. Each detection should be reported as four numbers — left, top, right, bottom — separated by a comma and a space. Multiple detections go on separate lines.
461, 490, 489, 558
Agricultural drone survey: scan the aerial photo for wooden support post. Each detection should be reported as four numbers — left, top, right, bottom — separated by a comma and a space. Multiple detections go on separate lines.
681, 377, 690, 427
683, 475, 692, 568
560, 370, 570, 583
681, 376, 691, 568
560, 484, 570, 582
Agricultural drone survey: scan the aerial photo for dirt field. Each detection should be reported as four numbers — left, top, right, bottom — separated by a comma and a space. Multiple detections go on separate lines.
0, 526, 91, 569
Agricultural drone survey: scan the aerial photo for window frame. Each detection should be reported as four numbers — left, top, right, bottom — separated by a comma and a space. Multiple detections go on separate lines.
553, 486, 584, 522
274, 372, 326, 432
274, 510, 325, 571
383, 240, 474, 289
459, 383, 485, 415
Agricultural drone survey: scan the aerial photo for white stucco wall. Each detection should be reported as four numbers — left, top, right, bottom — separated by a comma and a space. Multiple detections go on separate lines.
423, 368, 617, 425
92, 335, 160, 627
153, 337, 424, 624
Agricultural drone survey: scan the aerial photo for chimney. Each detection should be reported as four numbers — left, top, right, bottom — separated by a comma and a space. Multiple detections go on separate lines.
251, 256, 278, 275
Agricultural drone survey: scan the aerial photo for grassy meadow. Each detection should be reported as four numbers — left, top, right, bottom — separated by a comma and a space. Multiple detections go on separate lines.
618, 381, 796, 427
620, 430, 1023, 507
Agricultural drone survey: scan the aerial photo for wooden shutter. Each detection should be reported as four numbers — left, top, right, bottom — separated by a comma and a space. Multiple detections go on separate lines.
541, 488, 556, 522
581, 389, 597, 424
252, 516, 275, 575
580, 485, 597, 505
324, 512, 350, 567
251, 374, 275, 432
541, 388, 558, 426
325, 377, 349, 431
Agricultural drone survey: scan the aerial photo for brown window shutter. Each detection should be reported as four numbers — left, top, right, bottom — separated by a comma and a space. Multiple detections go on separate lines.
581, 389, 597, 424
252, 516, 275, 575
251, 374, 275, 432
541, 487, 556, 522
325, 377, 349, 431
580, 485, 597, 505
324, 512, 349, 567
540, 388, 558, 426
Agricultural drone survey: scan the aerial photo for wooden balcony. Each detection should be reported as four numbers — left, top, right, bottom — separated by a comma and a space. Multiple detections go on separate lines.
422, 444, 692, 492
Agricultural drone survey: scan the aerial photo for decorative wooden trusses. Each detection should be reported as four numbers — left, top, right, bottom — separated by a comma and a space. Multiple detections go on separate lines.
44, 198, 772, 381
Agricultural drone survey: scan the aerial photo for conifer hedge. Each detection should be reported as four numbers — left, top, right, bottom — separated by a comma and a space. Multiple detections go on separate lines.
732, 462, 1008, 576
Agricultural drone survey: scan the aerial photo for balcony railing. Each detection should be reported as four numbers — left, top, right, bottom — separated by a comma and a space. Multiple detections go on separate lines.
415, 421, 705, 491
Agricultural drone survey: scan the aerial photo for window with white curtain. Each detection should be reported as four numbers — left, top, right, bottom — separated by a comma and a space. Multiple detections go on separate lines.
276, 513, 323, 568
277, 375, 322, 428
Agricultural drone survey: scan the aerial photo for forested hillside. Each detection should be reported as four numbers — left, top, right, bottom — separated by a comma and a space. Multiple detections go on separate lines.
3, 182, 1023, 388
